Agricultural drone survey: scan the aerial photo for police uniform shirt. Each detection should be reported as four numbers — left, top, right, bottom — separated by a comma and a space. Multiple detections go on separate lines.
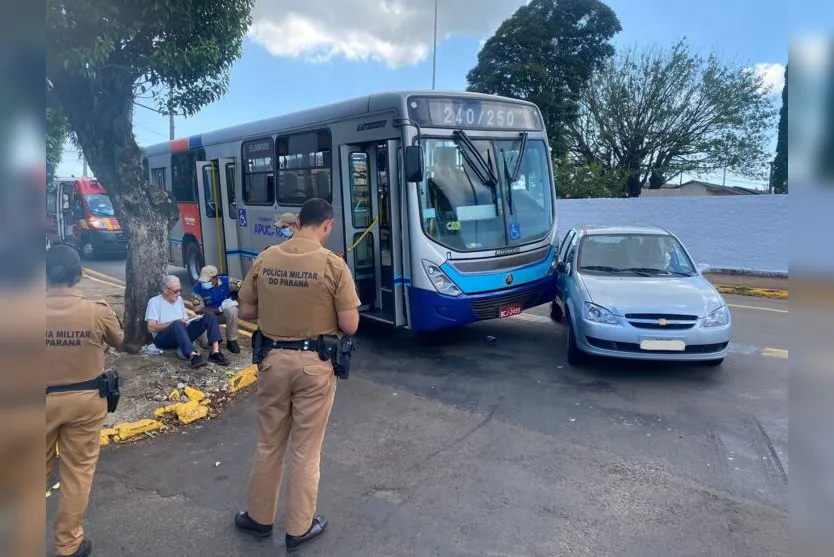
238, 230, 361, 340
192, 275, 232, 310
46, 288, 123, 387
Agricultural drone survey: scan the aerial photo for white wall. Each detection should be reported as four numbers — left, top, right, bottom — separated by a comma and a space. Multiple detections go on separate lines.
555, 195, 788, 274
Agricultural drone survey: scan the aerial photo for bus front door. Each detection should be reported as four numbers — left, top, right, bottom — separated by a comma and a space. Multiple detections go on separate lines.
196, 158, 241, 279
340, 142, 402, 324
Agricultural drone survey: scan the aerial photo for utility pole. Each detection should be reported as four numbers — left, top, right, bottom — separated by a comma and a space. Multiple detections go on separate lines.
168, 86, 175, 139
82, 156, 88, 177
431, 0, 438, 90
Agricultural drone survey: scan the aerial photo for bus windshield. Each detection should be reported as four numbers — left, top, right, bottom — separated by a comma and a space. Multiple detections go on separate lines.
417, 137, 553, 251
84, 194, 115, 217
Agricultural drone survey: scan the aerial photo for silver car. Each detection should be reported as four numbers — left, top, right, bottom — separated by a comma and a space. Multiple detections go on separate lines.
550, 225, 731, 366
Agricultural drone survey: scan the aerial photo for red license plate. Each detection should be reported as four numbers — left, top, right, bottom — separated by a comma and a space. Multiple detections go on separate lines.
498, 305, 522, 318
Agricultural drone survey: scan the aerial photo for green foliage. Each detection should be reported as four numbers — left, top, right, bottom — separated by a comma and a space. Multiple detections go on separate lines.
771, 65, 788, 194
46, 0, 254, 117
568, 38, 779, 197
46, 96, 68, 184
466, 0, 621, 159
554, 159, 627, 199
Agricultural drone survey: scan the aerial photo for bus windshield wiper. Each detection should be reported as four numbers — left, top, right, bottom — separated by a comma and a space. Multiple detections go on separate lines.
453, 130, 498, 187
511, 132, 528, 183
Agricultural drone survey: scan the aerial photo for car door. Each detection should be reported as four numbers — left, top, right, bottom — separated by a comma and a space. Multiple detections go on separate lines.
554, 229, 576, 302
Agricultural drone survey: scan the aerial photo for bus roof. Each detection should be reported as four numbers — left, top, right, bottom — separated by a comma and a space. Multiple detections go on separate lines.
141, 89, 539, 157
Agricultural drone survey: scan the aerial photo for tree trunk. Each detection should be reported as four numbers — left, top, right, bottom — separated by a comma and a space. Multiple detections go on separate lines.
51, 72, 180, 352
625, 171, 643, 197
648, 171, 665, 189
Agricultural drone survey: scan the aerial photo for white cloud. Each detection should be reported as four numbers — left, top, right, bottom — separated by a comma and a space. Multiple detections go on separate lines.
248, 0, 526, 68
751, 62, 786, 95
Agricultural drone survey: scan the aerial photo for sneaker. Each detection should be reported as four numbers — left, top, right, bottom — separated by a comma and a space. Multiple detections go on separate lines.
58, 538, 92, 557
209, 351, 229, 365
190, 354, 207, 368
286, 515, 328, 552
227, 340, 240, 354
234, 511, 273, 538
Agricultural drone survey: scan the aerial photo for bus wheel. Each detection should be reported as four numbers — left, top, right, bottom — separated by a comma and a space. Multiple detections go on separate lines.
185, 242, 203, 283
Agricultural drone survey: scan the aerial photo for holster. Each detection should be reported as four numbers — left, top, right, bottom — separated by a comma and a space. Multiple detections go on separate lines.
251, 328, 269, 366
316, 335, 356, 380
98, 369, 123, 413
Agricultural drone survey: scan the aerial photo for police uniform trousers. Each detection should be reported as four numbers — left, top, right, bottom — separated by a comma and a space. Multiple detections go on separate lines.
46, 391, 108, 555
246, 349, 337, 536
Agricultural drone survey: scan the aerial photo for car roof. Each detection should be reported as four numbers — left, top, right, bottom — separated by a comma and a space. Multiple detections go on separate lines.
572, 224, 671, 236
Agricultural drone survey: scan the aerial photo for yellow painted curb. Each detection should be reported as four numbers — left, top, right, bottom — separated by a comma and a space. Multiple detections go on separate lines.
229, 365, 258, 393
100, 419, 165, 444
715, 285, 788, 300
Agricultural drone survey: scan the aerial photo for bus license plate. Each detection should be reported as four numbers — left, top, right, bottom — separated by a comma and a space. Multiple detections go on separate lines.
499, 305, 522, 318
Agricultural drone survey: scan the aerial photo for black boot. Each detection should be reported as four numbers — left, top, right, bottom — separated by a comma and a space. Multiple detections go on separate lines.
285, 515, 328, 552
234, 511, 273, 538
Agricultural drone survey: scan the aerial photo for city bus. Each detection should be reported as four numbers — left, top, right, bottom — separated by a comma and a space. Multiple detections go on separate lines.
140, 90, 560, 332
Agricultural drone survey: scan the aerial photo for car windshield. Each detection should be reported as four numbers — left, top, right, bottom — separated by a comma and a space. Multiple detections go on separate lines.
578, 233, 696, 276
417, 137, 553, 251
85, 194, 115, 216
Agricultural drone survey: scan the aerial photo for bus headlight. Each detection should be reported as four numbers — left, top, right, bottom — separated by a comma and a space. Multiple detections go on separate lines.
421, 260, 462, 297
547, 254, 559, 276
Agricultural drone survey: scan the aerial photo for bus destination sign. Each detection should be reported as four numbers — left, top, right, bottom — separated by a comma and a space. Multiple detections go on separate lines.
407, 97, 543, 131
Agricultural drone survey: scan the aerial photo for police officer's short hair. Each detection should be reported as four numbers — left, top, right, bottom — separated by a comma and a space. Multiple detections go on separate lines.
298, 198, 334, 228
46, 245, 83, 287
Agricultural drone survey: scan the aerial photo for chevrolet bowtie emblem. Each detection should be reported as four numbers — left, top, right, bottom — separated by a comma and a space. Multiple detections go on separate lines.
656, 318, 669, 326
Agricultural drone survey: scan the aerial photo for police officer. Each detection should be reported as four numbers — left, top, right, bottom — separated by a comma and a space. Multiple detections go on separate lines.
233, 198, 360, 552
45, 245, 123, 557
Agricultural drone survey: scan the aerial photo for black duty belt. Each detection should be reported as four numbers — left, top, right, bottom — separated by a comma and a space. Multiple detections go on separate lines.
46, 377, 101, 395
268, 338, 318, 351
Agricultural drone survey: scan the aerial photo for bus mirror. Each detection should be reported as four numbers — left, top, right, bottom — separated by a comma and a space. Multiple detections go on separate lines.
404, 145, 424, 183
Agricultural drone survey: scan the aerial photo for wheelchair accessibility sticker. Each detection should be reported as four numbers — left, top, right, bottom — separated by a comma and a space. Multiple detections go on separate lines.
509, 222, 522, 241
238, 208, 248, 227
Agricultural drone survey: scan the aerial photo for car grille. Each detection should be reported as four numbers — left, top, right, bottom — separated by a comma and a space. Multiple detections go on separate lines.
469, 290, 540, 319
586, 337, 728, 354
625, 313, 698, 330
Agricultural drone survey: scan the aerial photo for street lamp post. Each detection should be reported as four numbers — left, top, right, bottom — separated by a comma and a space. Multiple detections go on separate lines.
431, 0, 438, 90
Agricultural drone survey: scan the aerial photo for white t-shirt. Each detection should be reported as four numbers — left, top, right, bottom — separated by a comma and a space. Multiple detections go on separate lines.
145, 294, 187, 336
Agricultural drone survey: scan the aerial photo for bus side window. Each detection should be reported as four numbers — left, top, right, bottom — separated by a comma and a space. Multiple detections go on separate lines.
276, 129, 331, 206
242, 137, 275, 206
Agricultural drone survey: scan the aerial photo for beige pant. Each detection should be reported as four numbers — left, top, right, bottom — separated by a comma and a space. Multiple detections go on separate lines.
198, 306, 240, 346
246, 349, 337, 535
46, 391, 107, 556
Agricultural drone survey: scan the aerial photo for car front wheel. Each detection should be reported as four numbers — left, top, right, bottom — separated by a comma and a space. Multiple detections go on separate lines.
566, 312, 586, 366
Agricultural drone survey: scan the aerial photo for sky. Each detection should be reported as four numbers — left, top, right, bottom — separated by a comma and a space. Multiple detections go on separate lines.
57, 0, 808, 190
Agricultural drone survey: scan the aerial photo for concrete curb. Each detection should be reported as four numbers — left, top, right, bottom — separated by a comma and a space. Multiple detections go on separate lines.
714, 285, 788, 300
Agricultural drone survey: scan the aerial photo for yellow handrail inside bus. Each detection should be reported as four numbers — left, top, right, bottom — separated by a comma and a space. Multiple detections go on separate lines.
209, 162, 225, 275
347, 216, 379, 253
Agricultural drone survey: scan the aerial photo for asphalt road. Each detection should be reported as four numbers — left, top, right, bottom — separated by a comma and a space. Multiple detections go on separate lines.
64, 257, 789, 556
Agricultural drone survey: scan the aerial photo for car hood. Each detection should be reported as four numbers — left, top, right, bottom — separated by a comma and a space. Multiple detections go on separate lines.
578, 274, 724, 317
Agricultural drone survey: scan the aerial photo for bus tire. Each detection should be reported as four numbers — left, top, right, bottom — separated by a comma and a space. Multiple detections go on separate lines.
184, 241, 203, 284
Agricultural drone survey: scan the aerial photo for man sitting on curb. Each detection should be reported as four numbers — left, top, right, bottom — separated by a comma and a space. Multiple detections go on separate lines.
192, 265, 242, 354
145, 275, 229, 368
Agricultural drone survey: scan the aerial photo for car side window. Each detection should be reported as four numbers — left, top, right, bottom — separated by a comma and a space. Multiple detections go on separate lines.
558, 230, 576, 262
565, 235, 579, 267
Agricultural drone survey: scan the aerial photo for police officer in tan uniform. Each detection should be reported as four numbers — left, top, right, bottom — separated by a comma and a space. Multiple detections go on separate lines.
45, 245, 123, 557
233, 198, 360, 552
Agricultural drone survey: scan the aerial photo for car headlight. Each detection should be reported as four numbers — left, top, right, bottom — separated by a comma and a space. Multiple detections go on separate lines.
421, 260, 462, 297
584, 302, 619, 325
88, 218, 108, 230
703, 305, 730, 327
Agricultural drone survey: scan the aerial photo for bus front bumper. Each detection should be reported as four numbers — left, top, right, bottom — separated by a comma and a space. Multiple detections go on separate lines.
407, 276, 559, 333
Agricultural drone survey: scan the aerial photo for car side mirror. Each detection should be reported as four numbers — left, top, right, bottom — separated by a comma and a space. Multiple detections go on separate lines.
404, 145, 424, 183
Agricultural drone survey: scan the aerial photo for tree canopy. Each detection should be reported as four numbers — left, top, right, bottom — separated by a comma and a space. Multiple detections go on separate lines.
466, 0, 621, 159
46, 0, 254, 347
46, 84, 68, 185
567, 38, 778, 197
771, 64, 788, 194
